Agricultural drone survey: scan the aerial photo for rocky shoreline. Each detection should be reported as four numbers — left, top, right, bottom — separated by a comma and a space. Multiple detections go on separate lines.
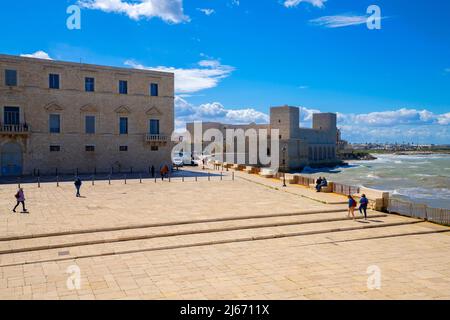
338, 152, 377, 161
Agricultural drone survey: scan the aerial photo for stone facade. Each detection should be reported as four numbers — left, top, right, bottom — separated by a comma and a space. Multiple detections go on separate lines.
187, 106, 339, 171
0, 54, 174, 176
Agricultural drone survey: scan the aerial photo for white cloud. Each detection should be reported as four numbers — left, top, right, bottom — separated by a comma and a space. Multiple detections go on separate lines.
175, 96, 269, 131
229, 0, 240, 7
78, 0, 189, 24
336, 108, 450, 143
197, 8, 215, 16
20, 51, 53, 60
310, 14, 370, 28
175, 98, 450, 143
437, 113, 450, 125
284, 0, 327, 8
349, 108, 441, 127
125, 59, 234, 93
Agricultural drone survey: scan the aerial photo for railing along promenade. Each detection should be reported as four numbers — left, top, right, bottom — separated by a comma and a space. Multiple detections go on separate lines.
218, 162, 450, 227
387, 198, 450, 226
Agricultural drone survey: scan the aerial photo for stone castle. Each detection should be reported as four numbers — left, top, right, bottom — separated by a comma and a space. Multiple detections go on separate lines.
187, 106, 339, 171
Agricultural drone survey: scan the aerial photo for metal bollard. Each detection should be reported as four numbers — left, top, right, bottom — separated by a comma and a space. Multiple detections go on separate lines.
208, 172, 211, 181
109, 175, 111, 185
124, 174, 127, 184
140, 174, 142, 184
221, 172, 223, 181
38, 177, 41, 188
182, 176, 185, 182
57, 176, 59, 187
92, 175, 95, 186
18, 177, 21, 189
195, 176, 198, 182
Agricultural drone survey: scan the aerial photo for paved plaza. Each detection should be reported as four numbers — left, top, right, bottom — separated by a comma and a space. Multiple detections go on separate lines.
0, 168, 449, 300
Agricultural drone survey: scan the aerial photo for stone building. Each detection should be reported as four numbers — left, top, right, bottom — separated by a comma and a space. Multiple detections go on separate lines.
187, 106, 340, 171
0, 54, 174, 176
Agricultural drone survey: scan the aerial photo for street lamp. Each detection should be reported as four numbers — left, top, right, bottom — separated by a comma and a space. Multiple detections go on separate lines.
282, 144, 287, 187
201, 139, 205, 170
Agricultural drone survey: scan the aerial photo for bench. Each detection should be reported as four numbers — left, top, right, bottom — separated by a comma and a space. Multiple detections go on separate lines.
280, 174, 300, 184
223, 162, 233, 169
244, 166, 260, 174
259, 168, 276, 178
232, 164, 246, 171
309, 183, 334, 193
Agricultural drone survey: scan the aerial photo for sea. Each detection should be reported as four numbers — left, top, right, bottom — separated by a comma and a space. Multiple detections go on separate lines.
298, 153, 450, 210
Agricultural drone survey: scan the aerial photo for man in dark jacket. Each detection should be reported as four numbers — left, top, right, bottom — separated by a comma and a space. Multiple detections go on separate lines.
74, 177, 82, 197
359, 194, 369, 219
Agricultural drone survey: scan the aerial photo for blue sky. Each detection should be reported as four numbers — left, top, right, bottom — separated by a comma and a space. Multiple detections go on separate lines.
1, 0, 449, 143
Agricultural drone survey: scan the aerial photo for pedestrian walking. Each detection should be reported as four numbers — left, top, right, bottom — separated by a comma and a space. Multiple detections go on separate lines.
160, 164, 169, 181
12, 188, 28, 213
74, 177, 82, 197
359, 194, 369, 220
347, 195, 357, 220
151, 165, 155, 178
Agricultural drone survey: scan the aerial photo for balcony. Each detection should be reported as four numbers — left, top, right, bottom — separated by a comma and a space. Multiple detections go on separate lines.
0, 123, 30, 136
145, 134, 169, 144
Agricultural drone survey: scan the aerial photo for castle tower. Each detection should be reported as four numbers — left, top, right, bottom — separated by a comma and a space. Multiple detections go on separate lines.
313, 113, 337, 137
270, 106, 300, 140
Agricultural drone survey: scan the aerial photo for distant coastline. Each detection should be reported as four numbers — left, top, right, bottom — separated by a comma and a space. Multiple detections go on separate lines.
339, 147, 450, 162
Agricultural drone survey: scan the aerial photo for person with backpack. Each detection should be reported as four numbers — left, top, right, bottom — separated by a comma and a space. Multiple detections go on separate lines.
74, 177, 82, 197
12, 188, 27, 213
347, 195, 357, 220
359, 194, 369, 220
160, 164, 169, 181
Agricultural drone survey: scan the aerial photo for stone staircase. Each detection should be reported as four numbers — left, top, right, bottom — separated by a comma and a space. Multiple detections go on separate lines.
1, 208, 444, 268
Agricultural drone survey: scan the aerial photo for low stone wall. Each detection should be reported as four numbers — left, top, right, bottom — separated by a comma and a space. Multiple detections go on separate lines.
353, 187, 389, 211
244, 166, 260, 174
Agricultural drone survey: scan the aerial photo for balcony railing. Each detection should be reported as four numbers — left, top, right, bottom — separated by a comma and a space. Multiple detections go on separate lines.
145, 134, 169, 143
0, 123, 30, 135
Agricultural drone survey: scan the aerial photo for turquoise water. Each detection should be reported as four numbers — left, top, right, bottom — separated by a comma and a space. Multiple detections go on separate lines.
298, 154, 450, 209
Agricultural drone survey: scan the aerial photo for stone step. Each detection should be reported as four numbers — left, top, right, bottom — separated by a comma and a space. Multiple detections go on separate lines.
0, 214, 427, 267
0, 208, 347, 242
0, 210, 385, 254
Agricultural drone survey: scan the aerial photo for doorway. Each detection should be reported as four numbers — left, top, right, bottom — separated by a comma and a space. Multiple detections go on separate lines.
1, 142, 23, 176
